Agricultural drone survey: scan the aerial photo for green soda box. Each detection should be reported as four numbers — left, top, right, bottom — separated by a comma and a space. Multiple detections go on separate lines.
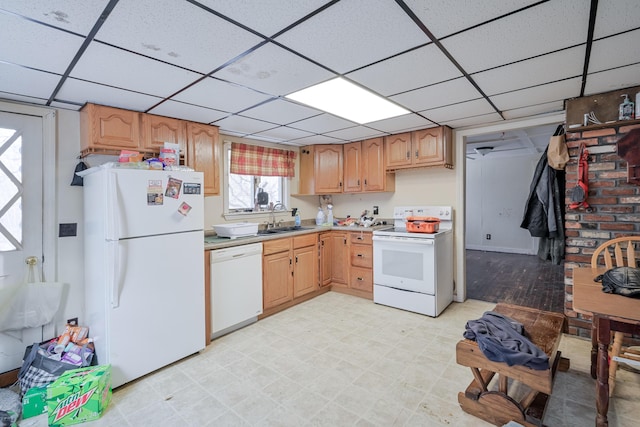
46, 364, 112, 426
22, 386, 47, 419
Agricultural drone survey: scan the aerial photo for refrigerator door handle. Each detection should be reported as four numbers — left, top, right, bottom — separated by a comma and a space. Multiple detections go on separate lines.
106, 171, 120, 241
109, 241, 122, 308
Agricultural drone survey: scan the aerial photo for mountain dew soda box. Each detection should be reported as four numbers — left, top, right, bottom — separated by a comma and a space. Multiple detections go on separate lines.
46, 365, 112, 426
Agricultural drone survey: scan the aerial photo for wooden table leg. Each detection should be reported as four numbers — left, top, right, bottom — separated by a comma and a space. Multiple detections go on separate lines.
591, 316, 598, 379
596, 316, 611, 427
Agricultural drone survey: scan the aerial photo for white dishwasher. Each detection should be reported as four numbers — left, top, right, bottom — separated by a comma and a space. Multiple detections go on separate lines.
210, 242, 263, 339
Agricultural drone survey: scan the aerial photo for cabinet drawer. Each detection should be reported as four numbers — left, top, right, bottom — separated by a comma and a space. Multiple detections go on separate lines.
350, 244, 372, 268
349, 267, 372, 292
263, 238, 292, 255
350, 232, 372, 245
293, 233, 317, 249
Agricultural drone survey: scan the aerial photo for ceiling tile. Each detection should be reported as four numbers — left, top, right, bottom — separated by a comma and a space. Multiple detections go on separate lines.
443, 112, 503, 129
0, 63, 60, 100
289, 134, 346, 145
196, 0, 332, 37
594, 1, 640, 38
0, 12, 84, 73
346, 44, 462, 96
214, 43, 334, 97
93, 0, 262, 74
240, 99, 320, 125
57, 78, 163, 111
0, 92, 48, 106
390, 77, 481, 112
70, 42, 202, 98
420, 99, 496, 123
489, 77, 582, 111
473, 46, 585, 95
250, 126, 314, 141
173, 77, 273, 114
403, 0, 539, 39
50, 101, 82, 110
441, 0, 589, 73
588, 30, 640, 73
147, 100, 228, 124
502, 101, 565, 121
288, 114, 355, 134
584, 63, 640, 96
366, 113, 434, 134
275, 0, 428, 73
323, 126, 387, 141
213, 115, 278, 135
1, 0, 109, 35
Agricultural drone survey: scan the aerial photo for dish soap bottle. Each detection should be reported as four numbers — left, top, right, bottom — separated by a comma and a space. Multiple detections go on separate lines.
295, 210, 301, 227
327, 204, 334, 226
619, 94, 635, 120
315, 207, 325, 226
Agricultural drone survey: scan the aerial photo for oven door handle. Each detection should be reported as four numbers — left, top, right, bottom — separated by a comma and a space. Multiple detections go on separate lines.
372, 235, 434, 245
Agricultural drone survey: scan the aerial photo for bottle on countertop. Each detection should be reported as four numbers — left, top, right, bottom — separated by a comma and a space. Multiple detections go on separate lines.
315, 207, 325, 226
295, 210, 301, 227
327, 204, 333, 226
619, 94, 635, 120
636, 92, 640, 121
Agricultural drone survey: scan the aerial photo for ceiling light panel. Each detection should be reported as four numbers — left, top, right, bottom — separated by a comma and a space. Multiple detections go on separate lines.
148, 100, 228, 124
241, 99, 320, 125
472, 46, 585, 95
197, 0, 331, 37
287, 78, 410, 124
213, 43, 334, 97
1, 12, 84, 74
275, 0, 428, 73
441, 0, 589, 74
57, 78, 163, 111
70, 43, 201, 98
391, 77, 480, 112
404, 0, 539, 39
93, 0, 263, 74
347, 44, 462, 97
173, 77, 273, 114
2, 0, 108, 36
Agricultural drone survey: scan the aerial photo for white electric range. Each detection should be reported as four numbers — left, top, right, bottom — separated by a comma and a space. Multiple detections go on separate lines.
372, 206, 454, 317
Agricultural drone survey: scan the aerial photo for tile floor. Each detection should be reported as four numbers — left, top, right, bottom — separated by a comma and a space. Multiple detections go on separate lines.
21, 293, 640, 426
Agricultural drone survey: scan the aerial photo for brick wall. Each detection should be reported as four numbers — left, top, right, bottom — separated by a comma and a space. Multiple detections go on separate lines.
564, 123, 640, 337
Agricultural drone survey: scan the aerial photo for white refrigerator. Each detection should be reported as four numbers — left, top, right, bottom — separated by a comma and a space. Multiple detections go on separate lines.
83, 166, 205, 388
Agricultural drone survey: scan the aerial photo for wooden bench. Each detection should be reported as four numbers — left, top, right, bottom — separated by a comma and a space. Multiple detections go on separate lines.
456, 303, 569, 427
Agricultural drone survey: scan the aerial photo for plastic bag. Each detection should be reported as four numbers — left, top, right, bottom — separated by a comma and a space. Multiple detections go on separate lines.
0, 282, 64, 332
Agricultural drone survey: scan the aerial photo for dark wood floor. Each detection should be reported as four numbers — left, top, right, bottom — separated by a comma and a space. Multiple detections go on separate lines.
465, 250, 565, 313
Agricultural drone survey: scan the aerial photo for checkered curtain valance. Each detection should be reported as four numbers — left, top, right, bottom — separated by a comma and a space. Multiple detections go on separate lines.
230, 142, 296, 177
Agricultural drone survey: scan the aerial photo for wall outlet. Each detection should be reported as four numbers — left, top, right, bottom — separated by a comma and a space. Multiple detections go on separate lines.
373, 206, 379, 215
66, 317, 78, 326
486, 234, 491, 240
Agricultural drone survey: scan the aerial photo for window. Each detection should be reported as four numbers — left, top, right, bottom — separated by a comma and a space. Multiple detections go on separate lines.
223, 141, 288, 215
0, 127, 22, 251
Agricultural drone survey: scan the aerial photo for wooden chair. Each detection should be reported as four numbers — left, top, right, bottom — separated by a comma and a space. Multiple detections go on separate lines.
591, 236, 640, 394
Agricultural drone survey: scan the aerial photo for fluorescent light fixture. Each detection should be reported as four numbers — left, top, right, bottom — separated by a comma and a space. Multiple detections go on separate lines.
286, 77, 410, 124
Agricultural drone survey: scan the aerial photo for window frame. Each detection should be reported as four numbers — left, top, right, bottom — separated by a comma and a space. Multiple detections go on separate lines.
222, 140, 290, 220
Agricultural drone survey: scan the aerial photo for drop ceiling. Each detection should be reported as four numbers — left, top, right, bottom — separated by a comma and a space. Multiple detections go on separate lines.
1, 0, 639, 147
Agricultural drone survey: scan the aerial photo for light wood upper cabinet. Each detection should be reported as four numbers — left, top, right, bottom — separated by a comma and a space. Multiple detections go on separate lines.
314, 145, 343, 193
80, 104, 141, 152
385, 126, 453, 170
343, 141, 362, 192
362, 137, 394, 192
141, 114, 186, 157
186, 122, 220, 196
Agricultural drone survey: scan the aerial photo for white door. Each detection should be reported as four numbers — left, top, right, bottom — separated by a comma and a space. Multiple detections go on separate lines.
0, 111, 46, 373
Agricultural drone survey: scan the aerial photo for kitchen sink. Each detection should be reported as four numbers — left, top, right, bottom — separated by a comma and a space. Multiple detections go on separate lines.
257, 226, 313, 235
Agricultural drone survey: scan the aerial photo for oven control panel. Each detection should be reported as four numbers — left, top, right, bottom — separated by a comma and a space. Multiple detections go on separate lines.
393, 206, 452, 221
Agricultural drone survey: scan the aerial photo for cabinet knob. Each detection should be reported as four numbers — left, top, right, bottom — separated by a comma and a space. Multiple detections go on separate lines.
406, 151, 410, 159
357, 277, 363, 281
357, 179, 360, 186
415, 150, 419, 159
295, 256, 298, 263
364, 179, 367, 186
357, 254, 364, 258
357, 236, 363, 240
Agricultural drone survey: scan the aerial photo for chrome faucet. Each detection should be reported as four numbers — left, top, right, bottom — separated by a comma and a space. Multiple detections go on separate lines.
269, 203, 286, 229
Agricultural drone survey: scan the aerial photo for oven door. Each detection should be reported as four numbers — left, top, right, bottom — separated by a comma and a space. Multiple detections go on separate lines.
373, 235, 435, 294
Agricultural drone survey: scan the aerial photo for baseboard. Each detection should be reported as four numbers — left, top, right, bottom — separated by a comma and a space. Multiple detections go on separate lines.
466, 245, 535, 255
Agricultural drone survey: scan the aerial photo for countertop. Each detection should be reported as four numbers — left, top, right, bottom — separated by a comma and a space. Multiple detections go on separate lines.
204, 224, 392, 250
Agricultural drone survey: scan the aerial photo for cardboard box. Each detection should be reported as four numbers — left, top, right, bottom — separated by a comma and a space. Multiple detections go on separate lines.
22, 386, 47, 419
46, 365, 112, 426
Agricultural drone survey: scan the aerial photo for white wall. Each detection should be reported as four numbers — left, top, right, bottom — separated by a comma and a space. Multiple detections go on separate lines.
465, 153, 539, 254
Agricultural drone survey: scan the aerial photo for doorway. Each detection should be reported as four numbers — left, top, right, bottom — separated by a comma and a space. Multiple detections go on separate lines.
454, 112, 565, 302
